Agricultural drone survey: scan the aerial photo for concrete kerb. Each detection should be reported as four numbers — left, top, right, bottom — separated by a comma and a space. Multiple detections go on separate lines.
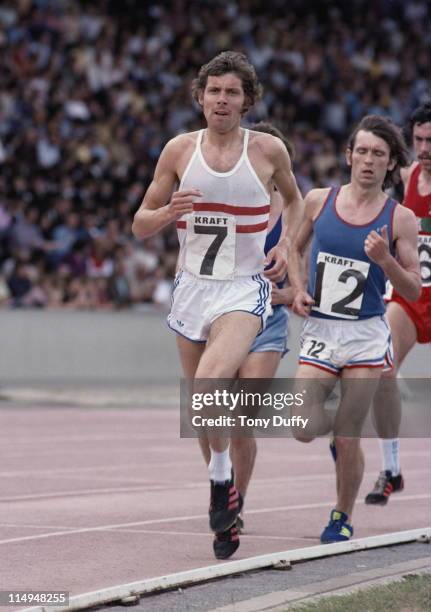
209, 557, 431, 612
22, 527, 431, 612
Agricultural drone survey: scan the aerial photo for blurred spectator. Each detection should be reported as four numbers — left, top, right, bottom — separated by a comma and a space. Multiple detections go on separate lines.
0, 273, 11, 306
85, 238, 114, 278
152, 267, 174, 310
108, 250, 132, 308
8, 208, 46, 252
0, 0, 429, 309
48, 212, 83, 267
7, 262, 33, 307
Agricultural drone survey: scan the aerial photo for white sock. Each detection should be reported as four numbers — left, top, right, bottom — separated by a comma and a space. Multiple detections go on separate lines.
380, 438, 400, 476
209, 447, 232, 483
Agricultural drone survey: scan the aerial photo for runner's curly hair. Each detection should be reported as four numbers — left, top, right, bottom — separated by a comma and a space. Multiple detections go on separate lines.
409, 102, 431, 129
192, 51, 263, 115
400, 103, 431, 145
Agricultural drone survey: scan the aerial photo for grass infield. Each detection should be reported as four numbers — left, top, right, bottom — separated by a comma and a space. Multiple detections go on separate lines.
286, 573, 431, 612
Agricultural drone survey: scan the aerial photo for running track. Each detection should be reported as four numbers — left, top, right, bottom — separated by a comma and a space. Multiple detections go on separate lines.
0, 394, 430, 604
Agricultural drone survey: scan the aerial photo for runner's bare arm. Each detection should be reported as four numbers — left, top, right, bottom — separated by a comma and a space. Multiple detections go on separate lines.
271, 284, 295, 306
264, 139, 304, 281
364, 205, 421, 302
287, 188, 328, 316
132, 138, 201, 239
272, 139, 304, 243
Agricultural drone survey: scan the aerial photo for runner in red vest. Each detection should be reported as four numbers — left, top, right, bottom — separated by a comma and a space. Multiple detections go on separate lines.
366, 103, 431, 505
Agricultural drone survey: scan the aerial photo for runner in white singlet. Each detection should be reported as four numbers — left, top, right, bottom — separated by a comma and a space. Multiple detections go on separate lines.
198, 122, 296, 534
132, 52, 304, 560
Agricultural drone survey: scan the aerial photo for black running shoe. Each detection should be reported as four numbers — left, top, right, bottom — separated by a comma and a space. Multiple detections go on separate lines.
213, 524, 240, 560
209, 478, 243, 533
365, 470, 404, 505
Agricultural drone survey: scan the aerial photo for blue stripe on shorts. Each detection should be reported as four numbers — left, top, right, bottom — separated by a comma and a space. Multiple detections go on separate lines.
251, 274, 270, 316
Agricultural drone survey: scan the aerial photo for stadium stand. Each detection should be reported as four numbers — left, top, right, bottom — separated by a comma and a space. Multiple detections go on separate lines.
0, 0, 429, 308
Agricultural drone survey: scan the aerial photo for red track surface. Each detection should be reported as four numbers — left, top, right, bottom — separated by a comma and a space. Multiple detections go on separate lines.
0, 404, 430, 602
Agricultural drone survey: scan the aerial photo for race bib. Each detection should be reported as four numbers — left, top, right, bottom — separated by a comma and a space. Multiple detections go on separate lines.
312, 251, 370, 319
418, 233, 431, 287
185, 213, 236, 279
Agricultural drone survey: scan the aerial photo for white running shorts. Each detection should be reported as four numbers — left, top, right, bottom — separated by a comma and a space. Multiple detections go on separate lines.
167, 269, 272, 342
298, 315, 393, 375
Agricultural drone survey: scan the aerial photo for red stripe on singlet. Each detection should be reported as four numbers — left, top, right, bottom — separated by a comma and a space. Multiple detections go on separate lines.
193, 203, 270, 215
236, 221, 268, 233
176, 220, 268, 233
176, 202, 269, 233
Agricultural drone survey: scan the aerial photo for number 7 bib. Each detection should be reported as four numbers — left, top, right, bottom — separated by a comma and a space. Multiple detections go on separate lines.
312, 251, 370, 319
185, 213, 236, 279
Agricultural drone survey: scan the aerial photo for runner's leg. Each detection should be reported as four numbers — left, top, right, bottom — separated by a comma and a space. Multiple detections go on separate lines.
335, 367, 381, 519
233, 351, 282, 498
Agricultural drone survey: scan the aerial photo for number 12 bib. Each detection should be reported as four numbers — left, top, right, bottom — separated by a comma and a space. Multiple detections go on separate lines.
185, 213, 236, 279
312, 251, 370, 319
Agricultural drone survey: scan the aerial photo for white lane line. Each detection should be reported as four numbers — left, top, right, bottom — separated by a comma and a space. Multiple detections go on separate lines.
0, 462, 196, 477
1, 468, 430, 503
0, 493, 430, 546
1, 446, 430, 467
0, 523, 311, 542
103, 528, 312, 542
1, 463, 430, 479
0, 484, 186, 502
0, 522, 78, 530
0, 433, 171, 445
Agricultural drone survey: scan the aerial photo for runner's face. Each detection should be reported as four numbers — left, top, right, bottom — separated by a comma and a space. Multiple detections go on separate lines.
198, 74, 246, 132
413, 122, 431, 172
347, 130, 395, 188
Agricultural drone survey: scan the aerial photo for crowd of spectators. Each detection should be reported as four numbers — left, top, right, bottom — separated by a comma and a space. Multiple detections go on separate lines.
0, 0, 430, 310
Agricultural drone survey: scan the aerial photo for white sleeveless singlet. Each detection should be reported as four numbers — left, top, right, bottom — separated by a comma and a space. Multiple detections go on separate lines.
176, 129, 270, 278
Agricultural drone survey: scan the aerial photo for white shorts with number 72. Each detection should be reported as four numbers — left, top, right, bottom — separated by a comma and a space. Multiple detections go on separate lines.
298, 315, 393, 375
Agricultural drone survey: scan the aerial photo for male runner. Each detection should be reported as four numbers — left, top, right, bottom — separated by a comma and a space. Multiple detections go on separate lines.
366, 103, 431, 504
132, 52, 303, 558
198, 122, 295, 557
288, 115, 420, 543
